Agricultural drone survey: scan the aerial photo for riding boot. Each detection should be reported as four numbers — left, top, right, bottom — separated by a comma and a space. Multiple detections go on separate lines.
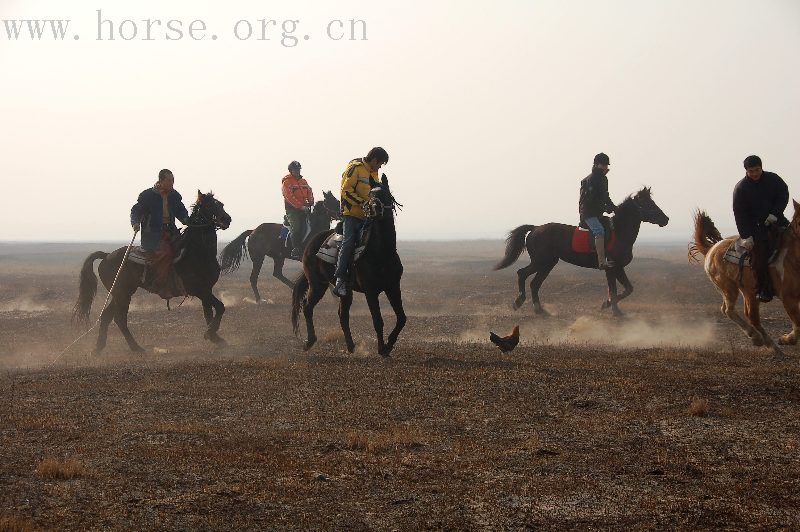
595, 236, 612, 270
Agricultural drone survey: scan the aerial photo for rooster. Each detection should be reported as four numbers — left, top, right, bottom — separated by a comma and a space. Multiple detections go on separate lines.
489, 325, 520, 353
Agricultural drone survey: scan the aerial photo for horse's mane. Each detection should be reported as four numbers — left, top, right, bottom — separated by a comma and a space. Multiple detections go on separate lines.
191, 191, 215, 215
618, 186, 652, 209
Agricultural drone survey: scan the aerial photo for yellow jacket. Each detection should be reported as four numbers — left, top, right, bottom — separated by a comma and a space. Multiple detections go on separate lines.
340, 158, 378, 219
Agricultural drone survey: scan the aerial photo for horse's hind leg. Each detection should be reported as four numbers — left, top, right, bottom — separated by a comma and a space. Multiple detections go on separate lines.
272, 257, 294, 289
514, 263, 536, 310
302, 284, 327, 351
530, 258, 558, 315
93, 301, 116, 355
719, 284, 763, 345
113, 293, 145, 353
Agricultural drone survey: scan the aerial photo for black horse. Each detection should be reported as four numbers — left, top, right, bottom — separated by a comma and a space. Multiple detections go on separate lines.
219, 191, 340, 302
494, 187, 669, 316
73, 191, 232, 353
291, 175, 406, 356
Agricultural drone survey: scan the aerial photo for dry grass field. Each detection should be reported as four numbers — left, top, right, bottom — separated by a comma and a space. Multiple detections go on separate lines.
1, 240, 799, 529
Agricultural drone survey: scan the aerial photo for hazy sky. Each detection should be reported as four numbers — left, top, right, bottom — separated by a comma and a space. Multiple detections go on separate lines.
1, 0, 798, 242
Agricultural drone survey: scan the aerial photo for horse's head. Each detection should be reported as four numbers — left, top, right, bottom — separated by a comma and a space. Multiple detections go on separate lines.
317, 190, 341, 220
631, 187, 669, 227
365, 174, 401, 220
194, 190, 231, 230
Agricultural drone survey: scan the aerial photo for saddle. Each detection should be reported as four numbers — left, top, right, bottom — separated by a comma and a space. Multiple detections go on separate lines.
128, 231, 188, 300
316, 223, 369, 265
280, 216, 310, 250
724, 226, 785, 268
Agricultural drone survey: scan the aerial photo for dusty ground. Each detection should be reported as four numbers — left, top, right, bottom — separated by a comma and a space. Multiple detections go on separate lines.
1, 240, 799, 530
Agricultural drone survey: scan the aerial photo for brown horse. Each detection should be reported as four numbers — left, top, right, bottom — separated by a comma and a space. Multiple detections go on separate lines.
219, 191, 340, 302
690, 203, 800, 357
73, 191, 232, 353
495, 187, 669, 316
291, 175, 405, 356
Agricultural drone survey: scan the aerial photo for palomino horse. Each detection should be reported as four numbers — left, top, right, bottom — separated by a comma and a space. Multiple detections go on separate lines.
291, 175, 406, 356
690, 203, 800, 357
495, 187, 669, 316
219, 191, 340, 302
73, 191, 232, 353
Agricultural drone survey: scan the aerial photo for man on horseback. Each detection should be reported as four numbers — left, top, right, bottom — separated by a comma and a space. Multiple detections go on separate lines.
282, 160, 315, 259
130, 168, 189, 296
333, 147, 389, 297
733, 155, 789, 303
579, 152, 617, 270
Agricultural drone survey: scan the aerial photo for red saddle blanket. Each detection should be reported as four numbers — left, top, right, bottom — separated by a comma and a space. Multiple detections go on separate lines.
571, 228, 617, 254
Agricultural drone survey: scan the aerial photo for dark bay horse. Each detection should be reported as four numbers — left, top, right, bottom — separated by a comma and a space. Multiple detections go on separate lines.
495, 187, 669, 316
291, 175, 406, 356
219, 191, 340, 301
73, 191, 232, 353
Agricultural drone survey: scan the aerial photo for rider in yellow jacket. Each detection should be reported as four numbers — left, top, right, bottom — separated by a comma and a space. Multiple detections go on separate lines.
333, 147, 389, 296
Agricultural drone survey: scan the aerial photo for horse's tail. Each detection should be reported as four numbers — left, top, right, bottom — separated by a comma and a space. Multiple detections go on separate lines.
494, 225, 536, 270
73, 251, 108, 325
291, 272, 309, 336
689, 210, 723, 263
219, 229, 252, 274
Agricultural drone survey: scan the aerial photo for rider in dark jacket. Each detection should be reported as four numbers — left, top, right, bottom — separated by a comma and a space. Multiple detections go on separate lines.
579, 153, 617, 269
732, 155, 789, 302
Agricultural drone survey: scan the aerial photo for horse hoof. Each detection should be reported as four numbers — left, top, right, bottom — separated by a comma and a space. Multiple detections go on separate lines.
612, 309, 625, 318
131, 346, 146, 354
533, 307, 550, 317
601, 300, 612, 310
380, 343, 395, 357
212, 337, 227, 347
304, 339, 316, 352
346, 343, 356, 354
779, 335, 797, 346
752, 336, 765, 347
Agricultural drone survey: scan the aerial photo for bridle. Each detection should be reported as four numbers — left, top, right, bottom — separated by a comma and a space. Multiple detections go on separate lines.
187, 198, 228, 230
631, 196, 664, 223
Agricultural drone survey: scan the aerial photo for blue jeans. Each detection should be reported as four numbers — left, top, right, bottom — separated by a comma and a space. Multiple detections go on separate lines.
584, 217, 605, 238
335, 216, 366, 279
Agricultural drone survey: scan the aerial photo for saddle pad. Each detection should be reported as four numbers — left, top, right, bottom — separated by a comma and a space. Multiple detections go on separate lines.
128, 246, 149, 265
316, 233, 366, 265
724, 241, 750, 267
128, 246, 186, 265
571, 227, 617, 254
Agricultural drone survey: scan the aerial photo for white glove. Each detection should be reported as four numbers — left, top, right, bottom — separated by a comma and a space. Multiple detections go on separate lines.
765, 214, 778, 226
740, 236, 754, 251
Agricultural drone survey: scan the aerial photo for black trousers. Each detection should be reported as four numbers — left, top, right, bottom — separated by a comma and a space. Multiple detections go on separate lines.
751, 238, 772, 294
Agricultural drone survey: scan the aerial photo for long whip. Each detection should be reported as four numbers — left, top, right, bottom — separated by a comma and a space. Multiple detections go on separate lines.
49, 229, 139, 367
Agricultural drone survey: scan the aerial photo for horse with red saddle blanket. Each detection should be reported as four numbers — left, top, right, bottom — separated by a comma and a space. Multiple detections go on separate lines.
494, 187, 669, 316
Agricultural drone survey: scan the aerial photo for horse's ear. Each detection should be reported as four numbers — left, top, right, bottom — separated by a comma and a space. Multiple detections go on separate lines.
793, 199, 800, 213
197, 189, 203, 202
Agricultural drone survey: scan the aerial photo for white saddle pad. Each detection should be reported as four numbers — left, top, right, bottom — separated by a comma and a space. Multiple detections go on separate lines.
316, 233, 366, 265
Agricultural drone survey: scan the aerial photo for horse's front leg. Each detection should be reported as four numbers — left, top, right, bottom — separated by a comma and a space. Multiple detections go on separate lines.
614, 268, 634, 303
200, 292, 226, 345
338, 292, 356, 353
384, 285, 407, 355
602, 268, 624, 317
364, 291, 387, 356
779, 294, 800, 345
